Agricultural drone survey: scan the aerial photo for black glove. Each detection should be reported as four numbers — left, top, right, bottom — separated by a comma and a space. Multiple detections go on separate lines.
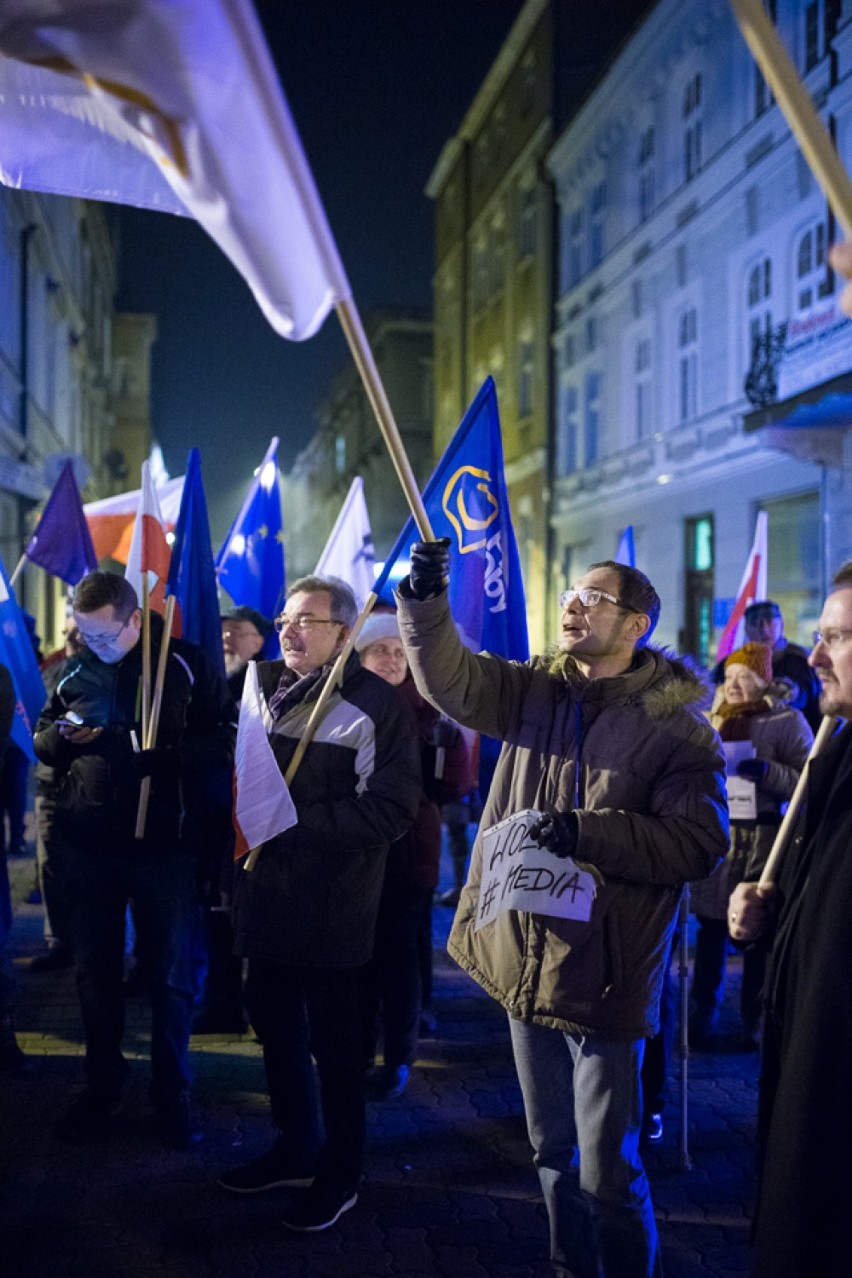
133, 747, 174, 780
404, 538, 451, 601
527, 810, 579, 859
736, 758, 768, 783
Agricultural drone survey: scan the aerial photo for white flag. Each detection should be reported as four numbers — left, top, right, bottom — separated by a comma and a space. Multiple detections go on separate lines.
233, 661, 297, 859
0, 0, 351, 340
124, 461, 171, 613
314, 477, 375, 608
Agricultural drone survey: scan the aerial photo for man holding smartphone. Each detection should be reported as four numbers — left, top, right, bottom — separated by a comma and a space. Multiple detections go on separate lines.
33, 571, 235, 1147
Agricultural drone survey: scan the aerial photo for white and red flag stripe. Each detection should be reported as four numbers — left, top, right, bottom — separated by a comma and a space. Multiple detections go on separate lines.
125, 461, 173, 619
716, 511, 769, 660
233, 662, 297, 860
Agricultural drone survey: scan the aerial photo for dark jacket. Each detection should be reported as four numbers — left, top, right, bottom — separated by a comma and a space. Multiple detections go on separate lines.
752, 723, 852, 1278
33, 619, 236, 855
397, 591, 729, 1039
230, 653, 421, 968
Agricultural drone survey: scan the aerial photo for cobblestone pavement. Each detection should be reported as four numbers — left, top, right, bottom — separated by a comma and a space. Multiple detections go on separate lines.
2, 850, 758, 1278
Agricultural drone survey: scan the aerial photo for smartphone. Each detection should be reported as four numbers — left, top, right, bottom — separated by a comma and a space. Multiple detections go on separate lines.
55, 710, 87, 728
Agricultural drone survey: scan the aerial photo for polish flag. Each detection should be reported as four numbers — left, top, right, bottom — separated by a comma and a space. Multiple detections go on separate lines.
84, 476, 184, 565
716, 511, 769, 660
125, 462, 173, 618
233, 662, 298, 860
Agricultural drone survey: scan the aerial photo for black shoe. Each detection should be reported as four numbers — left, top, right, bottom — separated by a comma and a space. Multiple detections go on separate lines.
54, 1089, 122, 1142
282, 1182, 358, 1232
374, 1064, 410, 1100
29, 946, 74, 972
641, 1112, 663, 1144
688, 1010, 718, 1048
217, 1140, 314, 1193
156, 1093, 202, 1150
192, 1012, 249, 1036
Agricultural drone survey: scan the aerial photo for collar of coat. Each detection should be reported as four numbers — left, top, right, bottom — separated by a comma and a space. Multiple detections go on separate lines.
537, 644, 714, 719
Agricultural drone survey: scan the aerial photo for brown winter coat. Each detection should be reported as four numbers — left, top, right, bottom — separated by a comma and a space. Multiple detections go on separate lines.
396, 592, 729, 1040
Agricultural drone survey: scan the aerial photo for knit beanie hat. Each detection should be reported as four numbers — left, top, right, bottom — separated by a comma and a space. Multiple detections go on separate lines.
725, 641, 772, 686
354, 612, 400, 654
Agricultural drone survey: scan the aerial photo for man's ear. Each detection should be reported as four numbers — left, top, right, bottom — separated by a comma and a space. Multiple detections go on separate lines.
629, 612, 651, 645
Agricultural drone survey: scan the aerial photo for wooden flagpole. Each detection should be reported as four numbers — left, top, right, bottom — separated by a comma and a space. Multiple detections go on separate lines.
135, 595, 177, 839
757, 714, 837, 888
730, 0, 852, 235
243, 296, 436, 872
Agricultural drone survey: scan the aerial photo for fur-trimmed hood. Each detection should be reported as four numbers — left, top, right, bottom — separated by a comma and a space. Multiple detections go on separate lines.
537, 644, 715, 719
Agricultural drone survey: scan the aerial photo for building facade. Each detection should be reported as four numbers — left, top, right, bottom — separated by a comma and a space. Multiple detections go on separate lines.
283, 310, 433, 578
426, 0, 652, 651
548, 0, 852, 661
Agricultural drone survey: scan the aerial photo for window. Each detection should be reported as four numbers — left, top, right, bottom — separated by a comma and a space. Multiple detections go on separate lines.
557, 385, 578, 475
795, 222, 831, 312
755, 1, 777, 115
518, 185, 537, 258
762, 491, 821, 644
683, 73, 703, 183
805, 2, 821, 72
586, 316, 598, 356
335, 434, 346, 474
684, 515, 715, 665
634, 337, 652, 440
631, 280, 644, 320
678, 307, 698, 422
563, 206, 584, 290
589, 181, 607, 268
747, 256, 773, 368
518, 336, 534, 418
563, 333, 577, 369
520, 50, 536, 115
473, 239, 489, 308
638, 126, 656, 222
491, 220, 506, 295
584, 371, 601, 467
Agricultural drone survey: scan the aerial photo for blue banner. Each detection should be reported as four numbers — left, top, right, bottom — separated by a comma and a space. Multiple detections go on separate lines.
376, 377, 528, 664
0, 555, 46, 761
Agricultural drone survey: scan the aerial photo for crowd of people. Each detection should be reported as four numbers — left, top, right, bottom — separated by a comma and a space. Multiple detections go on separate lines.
0, 536, 849, 1273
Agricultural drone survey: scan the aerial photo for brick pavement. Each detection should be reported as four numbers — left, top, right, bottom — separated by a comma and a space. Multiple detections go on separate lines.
1, 851, 759, 1278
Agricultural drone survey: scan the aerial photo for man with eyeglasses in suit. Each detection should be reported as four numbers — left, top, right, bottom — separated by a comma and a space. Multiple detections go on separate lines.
395, 551, 728, 1278
222, 575, 420, 1233
728, 571, 852, 1278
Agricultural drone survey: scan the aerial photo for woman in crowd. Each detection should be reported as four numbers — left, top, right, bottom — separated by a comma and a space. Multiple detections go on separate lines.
690, 641, 812, 1048
355, 612, 470, 1099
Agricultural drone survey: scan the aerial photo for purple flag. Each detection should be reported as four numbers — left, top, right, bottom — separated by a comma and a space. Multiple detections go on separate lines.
26, 461, 97, 584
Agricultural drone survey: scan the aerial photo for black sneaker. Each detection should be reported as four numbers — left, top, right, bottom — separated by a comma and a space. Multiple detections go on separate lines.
29, 946, 74, 972
281, 1182, 358, 1232
374, 1064, 410, 1100
54, 1089, 122, 1142
156, 1093, 202, 1150
217, 1140, 315, 1193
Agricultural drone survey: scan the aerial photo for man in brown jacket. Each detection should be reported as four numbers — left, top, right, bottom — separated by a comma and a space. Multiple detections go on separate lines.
397, 545, 728, 1278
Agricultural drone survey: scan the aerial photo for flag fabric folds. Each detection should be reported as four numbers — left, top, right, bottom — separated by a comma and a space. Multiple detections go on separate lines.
0, 0, 351, 340
166, 449, 224, 675
125, 461, 172, 617
615, 525, 636, 569
0, 554, 45, 762
216, 438, 285, 632
25, 460, 97, 585
233, 661, 297, 860
84, 475, 184, 565
314, 477, 375, 608
375, 377, 529, 664
716, 511, 769, 660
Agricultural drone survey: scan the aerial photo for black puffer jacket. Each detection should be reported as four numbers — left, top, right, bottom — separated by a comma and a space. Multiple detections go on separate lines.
33, 618, 236, 854
231, 654, 421, 968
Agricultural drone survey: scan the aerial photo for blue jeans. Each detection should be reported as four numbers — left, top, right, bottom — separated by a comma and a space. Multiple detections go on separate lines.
509, 1018, 662, 1278
66, 848, 197, 1102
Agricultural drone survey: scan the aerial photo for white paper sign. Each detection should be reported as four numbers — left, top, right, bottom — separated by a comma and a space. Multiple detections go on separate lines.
475, 808, 597, 932
723, 741, 757, 821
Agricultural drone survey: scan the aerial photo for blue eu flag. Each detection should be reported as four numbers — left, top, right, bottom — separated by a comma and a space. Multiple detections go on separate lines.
216, 437, 285, 641
0, 554, 46, 761
167, 449, 226, 676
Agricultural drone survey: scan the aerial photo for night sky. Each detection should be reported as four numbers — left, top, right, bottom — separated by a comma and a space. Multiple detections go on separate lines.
114, 0, 524, 544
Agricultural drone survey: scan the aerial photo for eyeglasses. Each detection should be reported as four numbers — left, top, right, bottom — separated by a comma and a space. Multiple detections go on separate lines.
812, 628, 852, 649
274, 614, 342, 633
78, 615, 132, 649
559, 587, 638, 613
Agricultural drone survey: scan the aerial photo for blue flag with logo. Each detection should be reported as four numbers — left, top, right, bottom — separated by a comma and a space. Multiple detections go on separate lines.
375, 377, 528, 662
167, 449, 225, 677
215, 437, 285, 648
0, 553, 46, 762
